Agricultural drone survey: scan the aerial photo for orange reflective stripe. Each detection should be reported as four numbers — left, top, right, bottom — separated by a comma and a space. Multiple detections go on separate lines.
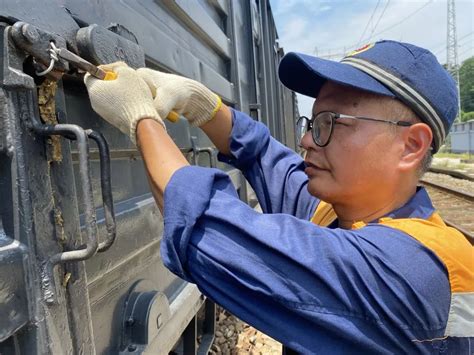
310, 202, 366, 230
309, 205, 474, 336
379, 214, 474, 293
310, 204, 474, 293
310, 201, 337, 227
351, 221, 367, 230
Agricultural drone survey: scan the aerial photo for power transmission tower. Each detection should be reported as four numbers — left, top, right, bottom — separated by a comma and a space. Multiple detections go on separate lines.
446, 0, 462, 121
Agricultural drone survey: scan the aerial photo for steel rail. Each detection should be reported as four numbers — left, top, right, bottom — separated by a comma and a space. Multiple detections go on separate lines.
428, 167, 474, 182
420, 178, 474, 243
420, 179, 474, 202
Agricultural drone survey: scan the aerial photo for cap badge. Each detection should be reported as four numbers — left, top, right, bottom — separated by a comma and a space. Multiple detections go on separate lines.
346, 43, 375, 57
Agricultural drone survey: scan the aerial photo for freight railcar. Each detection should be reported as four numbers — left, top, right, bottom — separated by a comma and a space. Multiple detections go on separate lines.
0, 0, 298, 353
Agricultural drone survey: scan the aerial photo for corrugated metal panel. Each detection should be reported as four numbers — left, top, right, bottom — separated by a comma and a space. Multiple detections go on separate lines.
0, 0, 299, 353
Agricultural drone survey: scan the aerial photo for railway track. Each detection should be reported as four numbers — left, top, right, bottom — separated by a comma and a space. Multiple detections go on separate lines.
428, 167, 474, 181
420, 175, 474, 243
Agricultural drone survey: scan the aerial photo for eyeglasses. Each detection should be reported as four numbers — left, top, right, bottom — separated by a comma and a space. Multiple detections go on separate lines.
296, 111, 413, 147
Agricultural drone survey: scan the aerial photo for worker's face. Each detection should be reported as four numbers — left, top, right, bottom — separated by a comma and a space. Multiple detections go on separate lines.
300, 82, 406, 205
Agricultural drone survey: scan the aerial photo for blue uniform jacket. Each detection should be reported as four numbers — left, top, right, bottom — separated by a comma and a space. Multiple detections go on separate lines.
161, 109, 471, 354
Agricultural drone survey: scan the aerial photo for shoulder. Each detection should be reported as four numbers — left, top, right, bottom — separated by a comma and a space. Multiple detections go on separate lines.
337, 224, 451, 330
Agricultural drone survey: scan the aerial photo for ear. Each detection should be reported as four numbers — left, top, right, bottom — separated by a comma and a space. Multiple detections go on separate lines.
398, 123, 432, 173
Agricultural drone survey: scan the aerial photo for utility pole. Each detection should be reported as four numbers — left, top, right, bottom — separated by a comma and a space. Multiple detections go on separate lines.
446, 0, 462, 122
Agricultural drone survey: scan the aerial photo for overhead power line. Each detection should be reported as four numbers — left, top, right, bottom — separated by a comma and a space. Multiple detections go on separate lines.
458, 31, 474, 41
315, 0, 434, 59
357, 0, 434, 45
357, 0, 381, 46
459, 46, 474, 59
368, 0, 391, 42
434, 31, 473, 56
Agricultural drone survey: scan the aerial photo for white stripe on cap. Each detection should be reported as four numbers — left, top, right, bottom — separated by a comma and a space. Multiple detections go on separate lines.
341, 57, 445, 150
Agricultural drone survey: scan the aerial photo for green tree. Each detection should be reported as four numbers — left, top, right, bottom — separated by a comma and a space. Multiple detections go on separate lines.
459, 56, 474, 119
461, 111, 474, 122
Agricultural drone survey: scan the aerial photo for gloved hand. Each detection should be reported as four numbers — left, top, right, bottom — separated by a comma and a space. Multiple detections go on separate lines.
84, 62, 165, 145
136, 68, 222, 127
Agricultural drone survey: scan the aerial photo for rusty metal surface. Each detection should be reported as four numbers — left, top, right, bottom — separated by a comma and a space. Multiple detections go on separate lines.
38, 78, 62, 161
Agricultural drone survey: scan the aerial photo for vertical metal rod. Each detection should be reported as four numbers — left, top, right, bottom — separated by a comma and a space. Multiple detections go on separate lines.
183, 316, 197, 355
197, 299, 216, 355
86, 130, 117, 252
27, 112, 99, 302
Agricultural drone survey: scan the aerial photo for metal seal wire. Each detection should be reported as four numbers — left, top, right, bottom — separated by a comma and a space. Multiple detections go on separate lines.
35, 42, 59, 76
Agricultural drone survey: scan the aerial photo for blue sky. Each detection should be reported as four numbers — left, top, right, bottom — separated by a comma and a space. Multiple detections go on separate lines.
268, 0, 473, 115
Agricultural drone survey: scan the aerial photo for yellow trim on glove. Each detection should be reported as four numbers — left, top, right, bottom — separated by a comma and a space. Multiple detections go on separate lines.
210, 95, 223, 121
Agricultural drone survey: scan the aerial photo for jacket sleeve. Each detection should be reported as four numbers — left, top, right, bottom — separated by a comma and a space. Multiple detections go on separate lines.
161, 166, 452, 354
217, 109, 317, 219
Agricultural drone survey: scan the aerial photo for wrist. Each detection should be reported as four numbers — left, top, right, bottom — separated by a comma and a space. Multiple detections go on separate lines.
189, 93, 222, 127
131, 115, 165, 146
199, 103, 232, 156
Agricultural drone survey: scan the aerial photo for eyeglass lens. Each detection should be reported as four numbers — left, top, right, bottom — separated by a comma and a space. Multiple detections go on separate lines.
296, 112, 334, 147
313, 112, 333, 146
296, 116, 309, 146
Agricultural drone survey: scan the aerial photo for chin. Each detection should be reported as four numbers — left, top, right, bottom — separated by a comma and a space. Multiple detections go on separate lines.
307, 179, 337, 203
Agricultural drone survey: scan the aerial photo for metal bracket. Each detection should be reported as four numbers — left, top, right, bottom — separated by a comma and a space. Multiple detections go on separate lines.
76, 24, 145, 69
191, 136, 217, 168
6, 23, 118, 303
10, 21, 68, 79
120, 280, 171, 354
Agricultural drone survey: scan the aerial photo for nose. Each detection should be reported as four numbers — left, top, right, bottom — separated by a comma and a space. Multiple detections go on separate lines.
300, 131, 315, 150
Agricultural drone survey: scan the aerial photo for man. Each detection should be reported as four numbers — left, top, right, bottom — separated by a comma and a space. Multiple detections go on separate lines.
84, 40, 473, 353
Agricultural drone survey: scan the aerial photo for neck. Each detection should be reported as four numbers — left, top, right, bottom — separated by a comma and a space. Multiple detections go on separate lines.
332, 185, 417, 229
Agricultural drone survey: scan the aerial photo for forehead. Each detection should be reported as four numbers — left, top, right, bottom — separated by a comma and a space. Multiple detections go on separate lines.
313, 81, 379, 113
313, 81, 402, 114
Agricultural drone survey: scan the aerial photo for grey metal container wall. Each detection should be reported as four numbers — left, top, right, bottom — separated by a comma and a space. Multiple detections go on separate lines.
450, 120, 474, 153
0, 0, 298, 354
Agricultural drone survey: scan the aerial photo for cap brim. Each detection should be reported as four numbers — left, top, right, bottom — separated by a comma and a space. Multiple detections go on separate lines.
278, 52, 395, 99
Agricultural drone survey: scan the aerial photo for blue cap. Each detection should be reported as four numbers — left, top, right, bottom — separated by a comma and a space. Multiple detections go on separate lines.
278, 40, 458, 152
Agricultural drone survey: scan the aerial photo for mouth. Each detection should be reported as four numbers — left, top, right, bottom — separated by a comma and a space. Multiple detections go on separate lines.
304, 161, 329, 175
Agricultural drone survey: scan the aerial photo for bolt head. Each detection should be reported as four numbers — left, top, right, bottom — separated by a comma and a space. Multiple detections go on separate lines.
22, 24, 40, 43
127, 344, 137, 352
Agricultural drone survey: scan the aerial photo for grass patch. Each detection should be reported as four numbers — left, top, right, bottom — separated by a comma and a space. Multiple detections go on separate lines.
434, 152, 471, 160
431, 161, 474, 172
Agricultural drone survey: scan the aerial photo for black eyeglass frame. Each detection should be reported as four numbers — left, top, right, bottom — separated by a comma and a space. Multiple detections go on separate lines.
297, 111, 413, 147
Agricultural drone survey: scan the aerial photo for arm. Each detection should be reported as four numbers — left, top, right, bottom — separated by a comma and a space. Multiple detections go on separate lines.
84, 63, 452, 353
218, 109, 317, 217
199, 104, 232, 156
199, 105, 316, 217
135, 103, 233, 212
162, 165, 452, 353
136, 68, 317, 217
136, 119, 189, 212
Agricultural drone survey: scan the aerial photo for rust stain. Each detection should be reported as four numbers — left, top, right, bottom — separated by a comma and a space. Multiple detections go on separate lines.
38, 79, 62, 162
54, 207, 66, 243
62, 272, 72, 288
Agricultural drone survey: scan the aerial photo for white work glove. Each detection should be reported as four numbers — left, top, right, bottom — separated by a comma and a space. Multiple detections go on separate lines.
136, 68, 222, 127
84, 62, 165, 145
